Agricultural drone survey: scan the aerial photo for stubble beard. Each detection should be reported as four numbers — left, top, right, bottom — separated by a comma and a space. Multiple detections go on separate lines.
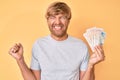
49, 25, 68, 38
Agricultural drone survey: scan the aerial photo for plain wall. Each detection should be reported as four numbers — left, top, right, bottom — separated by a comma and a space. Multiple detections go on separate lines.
0, 0, 120, 80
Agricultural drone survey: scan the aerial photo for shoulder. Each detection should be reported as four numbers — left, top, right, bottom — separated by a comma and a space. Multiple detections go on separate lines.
68, 35, 89, 53
68, 35, 87, 47
32, 35, 50, 47
34, 35, 50, 44
68, 35, 89, 57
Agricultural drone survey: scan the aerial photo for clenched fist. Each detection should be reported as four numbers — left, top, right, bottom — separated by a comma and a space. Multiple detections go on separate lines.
9, 43, 24, 61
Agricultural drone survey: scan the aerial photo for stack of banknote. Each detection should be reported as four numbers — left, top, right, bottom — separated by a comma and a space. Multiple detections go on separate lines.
83, 27, 106, 51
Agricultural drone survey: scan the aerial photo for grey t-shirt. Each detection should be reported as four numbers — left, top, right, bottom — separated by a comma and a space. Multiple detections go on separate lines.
30, 35, 89, 80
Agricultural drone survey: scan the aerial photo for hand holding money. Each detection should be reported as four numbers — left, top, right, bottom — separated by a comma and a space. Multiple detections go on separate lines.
83, 27, 106, 66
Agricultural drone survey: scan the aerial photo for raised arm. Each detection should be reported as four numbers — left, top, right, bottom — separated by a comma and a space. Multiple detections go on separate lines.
9, 43, 40, 80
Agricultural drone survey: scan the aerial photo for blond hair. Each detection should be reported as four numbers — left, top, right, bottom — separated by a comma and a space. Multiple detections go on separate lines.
45, 2, 72, 20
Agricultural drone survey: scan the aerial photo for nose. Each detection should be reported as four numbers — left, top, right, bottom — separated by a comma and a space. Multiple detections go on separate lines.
55, 18, 61, 24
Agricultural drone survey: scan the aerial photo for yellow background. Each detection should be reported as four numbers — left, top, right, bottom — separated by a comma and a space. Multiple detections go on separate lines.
0, 0, 120, 80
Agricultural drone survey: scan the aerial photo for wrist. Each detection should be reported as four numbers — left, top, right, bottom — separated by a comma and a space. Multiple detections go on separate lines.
88, 63, 94, 69
16, 56, 24, 63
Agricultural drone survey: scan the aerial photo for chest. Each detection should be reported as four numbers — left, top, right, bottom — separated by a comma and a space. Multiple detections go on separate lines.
37, 44, 84, 73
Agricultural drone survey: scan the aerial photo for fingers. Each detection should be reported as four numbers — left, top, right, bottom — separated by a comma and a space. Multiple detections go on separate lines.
9, 43, 24, 60
9, 43, 21, 54
94, 45, 105, 61
13, 43, 20, 52
18, 43, 23, 50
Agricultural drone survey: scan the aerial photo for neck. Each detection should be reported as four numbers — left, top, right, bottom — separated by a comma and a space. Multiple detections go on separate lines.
51, 34, 68, 41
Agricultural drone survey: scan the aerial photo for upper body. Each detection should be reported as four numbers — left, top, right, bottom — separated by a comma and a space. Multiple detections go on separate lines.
31, 35, 89, 80
9, 1, 105, 80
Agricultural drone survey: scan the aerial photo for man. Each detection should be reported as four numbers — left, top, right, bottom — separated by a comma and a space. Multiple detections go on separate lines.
9, 1, 105, 80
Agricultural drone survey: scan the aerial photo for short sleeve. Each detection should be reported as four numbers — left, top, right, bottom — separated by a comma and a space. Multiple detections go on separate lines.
80, 48, 90, 71
30, 42, 41, 70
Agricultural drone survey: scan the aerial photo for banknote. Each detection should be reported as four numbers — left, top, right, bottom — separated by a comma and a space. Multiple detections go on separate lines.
83, 27, 106, 51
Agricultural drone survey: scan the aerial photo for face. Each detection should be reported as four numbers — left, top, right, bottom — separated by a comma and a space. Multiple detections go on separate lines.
47, 14, 70, 38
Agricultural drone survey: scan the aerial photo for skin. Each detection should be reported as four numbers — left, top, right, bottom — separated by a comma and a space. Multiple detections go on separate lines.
47, 14, 69, 41
9, 14, 105, 80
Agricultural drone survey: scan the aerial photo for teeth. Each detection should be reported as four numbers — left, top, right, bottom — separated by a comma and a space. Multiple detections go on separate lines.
54, 26, 61, 30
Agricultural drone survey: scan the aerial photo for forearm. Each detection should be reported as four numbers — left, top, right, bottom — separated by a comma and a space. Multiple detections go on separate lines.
17, 58, 36, 80
81, 64, 95, 80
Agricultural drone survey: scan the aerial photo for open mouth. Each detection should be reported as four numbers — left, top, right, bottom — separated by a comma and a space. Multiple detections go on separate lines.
54, 26, 62, 31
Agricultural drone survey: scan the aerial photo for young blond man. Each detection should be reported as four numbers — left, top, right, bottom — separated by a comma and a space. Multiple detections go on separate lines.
9, 2, 105, 80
